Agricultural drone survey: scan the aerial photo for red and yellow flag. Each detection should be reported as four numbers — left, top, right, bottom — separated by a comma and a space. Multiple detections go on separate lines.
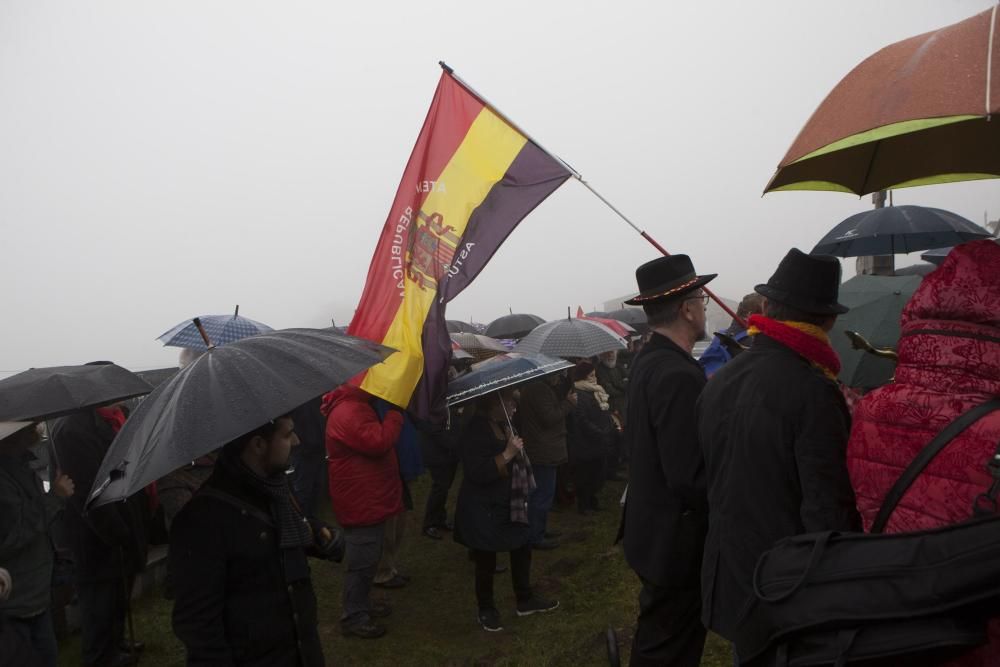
348, 69, 571, 420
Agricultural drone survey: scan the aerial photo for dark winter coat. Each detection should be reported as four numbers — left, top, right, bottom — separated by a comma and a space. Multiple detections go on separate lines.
321, 386, 404, 528
620, 333, 709, 589
517, 380, 573, 466
453, 414, 530, 553
169, 455, 325, 667
697, 334, 861, 639
568, 388, 614, 463
0, 449, 61, 618
48, 410, 148, 581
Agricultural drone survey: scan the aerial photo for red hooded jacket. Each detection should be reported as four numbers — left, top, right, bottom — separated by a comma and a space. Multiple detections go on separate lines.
322, 386, 404, 528
847, 239, 1000, 666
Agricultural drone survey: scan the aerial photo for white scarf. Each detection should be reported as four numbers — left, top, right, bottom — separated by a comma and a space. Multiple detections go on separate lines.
574, 379, 610, 411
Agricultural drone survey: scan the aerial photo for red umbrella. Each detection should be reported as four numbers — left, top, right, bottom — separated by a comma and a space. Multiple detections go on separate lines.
575, 307, 635, 338
766, 7, 1000, 196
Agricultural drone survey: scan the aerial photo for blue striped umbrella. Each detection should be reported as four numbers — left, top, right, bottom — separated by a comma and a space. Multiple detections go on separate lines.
158, 306, 273, 350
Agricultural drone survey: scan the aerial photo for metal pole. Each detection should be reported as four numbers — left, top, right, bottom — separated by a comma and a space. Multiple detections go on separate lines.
439, 62, 745, 328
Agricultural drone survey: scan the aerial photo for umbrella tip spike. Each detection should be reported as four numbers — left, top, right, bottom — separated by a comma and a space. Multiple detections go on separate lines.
234, 304, 239, 317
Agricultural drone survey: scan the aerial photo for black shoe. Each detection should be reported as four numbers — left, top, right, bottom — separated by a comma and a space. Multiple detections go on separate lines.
516, 596, 560, 617
373, 574, 407, 589
423, 526, 443, 540
532, 538, 560, 551
370, 602, 392, 618
341, 621, 387, 639
478, 607, 503, 632
494, 563, 508, 574
441, 521, 454, 531
544, 530, 562, 539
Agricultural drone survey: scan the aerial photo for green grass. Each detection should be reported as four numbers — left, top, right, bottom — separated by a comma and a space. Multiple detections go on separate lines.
59, 474, 731, 666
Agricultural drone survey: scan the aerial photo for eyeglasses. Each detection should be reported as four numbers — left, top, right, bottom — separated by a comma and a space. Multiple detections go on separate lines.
684, 294, 710, 306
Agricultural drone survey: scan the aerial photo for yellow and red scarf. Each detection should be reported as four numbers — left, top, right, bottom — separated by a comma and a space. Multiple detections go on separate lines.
746, 314, 841, 381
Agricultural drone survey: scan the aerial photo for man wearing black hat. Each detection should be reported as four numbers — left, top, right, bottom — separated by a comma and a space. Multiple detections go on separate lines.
619, 254, 716, 666
697, 249, 861, 657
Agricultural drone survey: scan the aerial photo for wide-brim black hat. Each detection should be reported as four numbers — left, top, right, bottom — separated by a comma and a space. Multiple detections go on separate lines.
625, 255, 717, 305
755, 248, 849, 315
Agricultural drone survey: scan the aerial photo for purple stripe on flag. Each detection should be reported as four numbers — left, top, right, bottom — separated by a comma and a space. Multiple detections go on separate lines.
409, 142, 571, 423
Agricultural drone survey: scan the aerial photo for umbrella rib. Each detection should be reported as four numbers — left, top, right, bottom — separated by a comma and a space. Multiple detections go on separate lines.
989, 4, 998, 119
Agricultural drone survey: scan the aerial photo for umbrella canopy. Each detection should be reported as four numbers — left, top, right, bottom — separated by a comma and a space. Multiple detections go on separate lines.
158, 308, 273, 350
765, 7, 1000, 196
604, 307, 649, 334
0, 364, 153, 422
920, 246, 953, 266
446, 320, 480, 334
811, 206, 992, 257
86, 328, 394, 509
514, 319, 627, 358
450, 333, 509, 362
484, 313, 545, 340
576, 307, 635, 338
830, 274, 922, 390
446, 353, 573, 406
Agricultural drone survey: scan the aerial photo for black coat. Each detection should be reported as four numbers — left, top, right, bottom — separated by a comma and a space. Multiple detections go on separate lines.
696, 335, 861, 639
568, 389, 614, 463
619, 333, 709, 588
453, 415, 530, 553
49, 410, 148, 582
169, 456, 325, 667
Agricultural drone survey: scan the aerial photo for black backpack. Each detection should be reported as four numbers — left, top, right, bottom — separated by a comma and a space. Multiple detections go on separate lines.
734, 398, 1000, 666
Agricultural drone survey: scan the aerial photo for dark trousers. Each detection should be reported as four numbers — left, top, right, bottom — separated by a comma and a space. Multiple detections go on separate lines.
573, 458, 605, 510
77, 578, 128, 667
422, 458, 458, 530
472, 545, 532, 611
527, 464, 557, 544
7, 609, 58, 667
341, 523, 385, 628
630, 579, 706, 667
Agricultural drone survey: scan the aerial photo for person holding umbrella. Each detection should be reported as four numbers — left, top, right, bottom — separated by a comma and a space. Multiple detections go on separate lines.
453, 390, 559, 632
0, 421, 75, 667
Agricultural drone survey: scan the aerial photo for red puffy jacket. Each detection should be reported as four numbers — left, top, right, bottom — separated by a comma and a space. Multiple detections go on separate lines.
847, 239, 1000, 667
322, 386, 404, 528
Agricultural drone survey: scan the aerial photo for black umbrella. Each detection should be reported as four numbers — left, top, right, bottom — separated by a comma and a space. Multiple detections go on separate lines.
0, 364, 153, 422
603, 307, 648, 334
446, 353, 573, 406
811, 205, 992, 257
484, 313, 545, 340
514, 319, 627, 358
920, 246, 952, 266
829, 274, 922, 390
446, 320, 480, 334
86, 328, 394, 509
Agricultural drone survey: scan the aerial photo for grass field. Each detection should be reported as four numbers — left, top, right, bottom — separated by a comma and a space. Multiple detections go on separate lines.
58, 473, 732, 666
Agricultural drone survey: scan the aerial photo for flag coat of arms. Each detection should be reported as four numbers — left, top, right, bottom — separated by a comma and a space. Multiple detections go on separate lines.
348, 68, 571, 421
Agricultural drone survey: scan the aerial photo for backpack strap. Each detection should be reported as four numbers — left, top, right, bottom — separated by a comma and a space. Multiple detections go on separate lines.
198, 486, 274, 527
872, 398, 1000, 534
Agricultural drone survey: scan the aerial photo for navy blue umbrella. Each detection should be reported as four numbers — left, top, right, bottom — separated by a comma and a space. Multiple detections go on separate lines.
446, 353, 573, 406
158, 306, 273, 350
811, 206, 992, 257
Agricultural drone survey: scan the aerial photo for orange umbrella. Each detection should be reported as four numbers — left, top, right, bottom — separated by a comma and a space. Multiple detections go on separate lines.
766, 7, 1000, 196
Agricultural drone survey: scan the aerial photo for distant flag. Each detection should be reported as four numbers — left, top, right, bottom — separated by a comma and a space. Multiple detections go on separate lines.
348, 66, 572, 422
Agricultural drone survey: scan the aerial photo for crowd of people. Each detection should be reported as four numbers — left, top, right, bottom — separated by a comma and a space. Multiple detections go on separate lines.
1, 240, 998, 667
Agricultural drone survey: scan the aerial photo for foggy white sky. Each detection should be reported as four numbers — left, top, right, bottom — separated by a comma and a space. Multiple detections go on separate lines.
2, 0, 997, 375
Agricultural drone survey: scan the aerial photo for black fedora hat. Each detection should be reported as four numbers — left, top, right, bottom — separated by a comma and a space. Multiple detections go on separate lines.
625, 255, 717, 305
755, 248, 848, 315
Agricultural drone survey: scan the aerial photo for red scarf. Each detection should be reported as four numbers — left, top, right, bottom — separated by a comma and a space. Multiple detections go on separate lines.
95, 406, 126, 432
747, 314, 841, 381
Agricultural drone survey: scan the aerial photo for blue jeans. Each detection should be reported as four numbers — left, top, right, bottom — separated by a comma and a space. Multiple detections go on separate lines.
8, 609, 58, 667
528, 464, 558, 545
